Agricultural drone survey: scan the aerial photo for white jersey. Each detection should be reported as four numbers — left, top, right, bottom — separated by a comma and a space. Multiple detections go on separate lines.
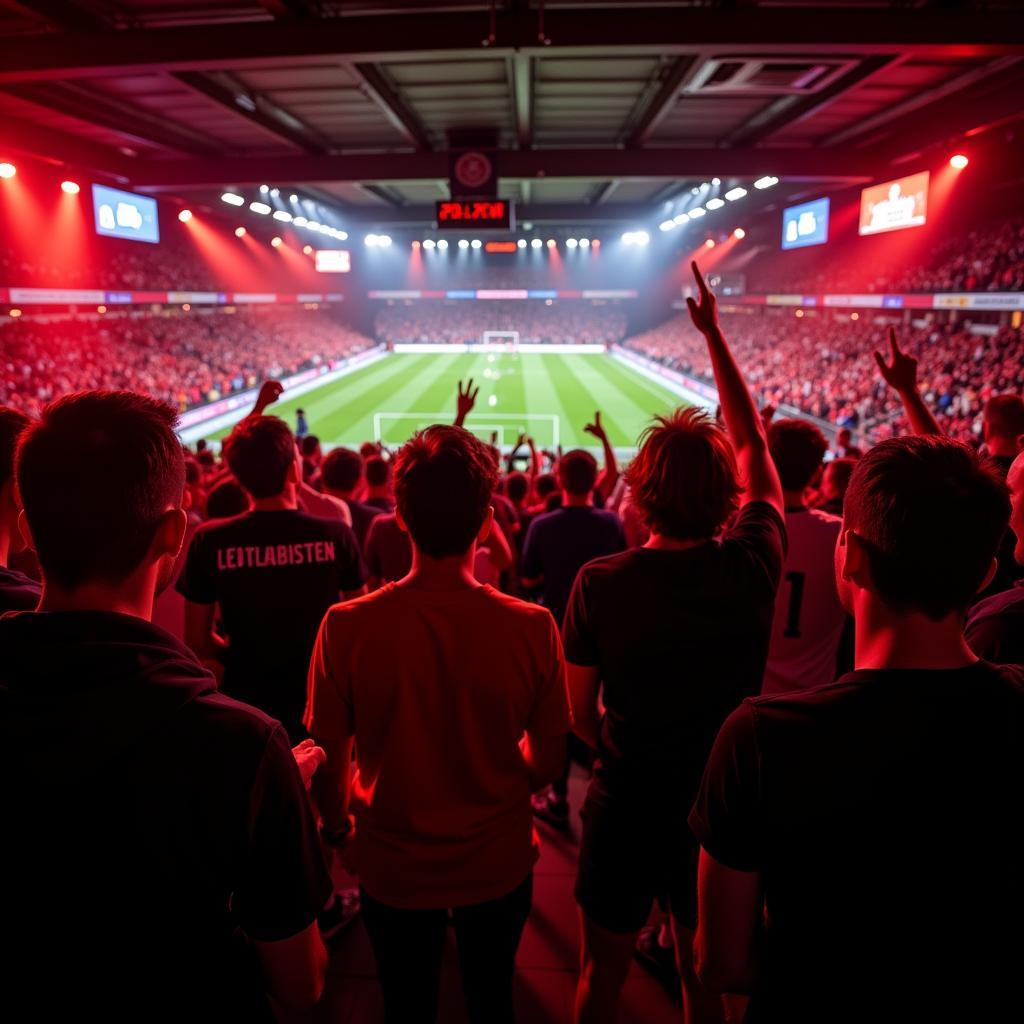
762, 507, 847, 695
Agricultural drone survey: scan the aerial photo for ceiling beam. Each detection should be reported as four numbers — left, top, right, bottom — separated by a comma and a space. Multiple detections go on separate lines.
126, 147, 877, 192
348, 62, 431, 151
509, 53, 533, 149
0, 81, 224, 156
3, 10, 1024, 84
624, 56, 702, 148
335, 201, 661, 228
588, 181, 619, 204
721, 55, 896, 148
173, 71, 331, 154
0, 113, 130, 177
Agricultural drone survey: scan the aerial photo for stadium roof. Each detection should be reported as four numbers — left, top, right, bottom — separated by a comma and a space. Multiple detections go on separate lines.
1, 1, 1022, 229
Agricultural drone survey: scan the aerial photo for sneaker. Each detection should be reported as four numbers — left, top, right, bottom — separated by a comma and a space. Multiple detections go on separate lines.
633, 925, 681, 1002
531, 790, 570, 830
318, 888, 361, 941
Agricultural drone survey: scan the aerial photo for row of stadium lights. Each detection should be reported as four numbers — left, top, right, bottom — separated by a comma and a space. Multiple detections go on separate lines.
220, 190, 348, 241
411, 238, 600, 251
654, 176, 777, 237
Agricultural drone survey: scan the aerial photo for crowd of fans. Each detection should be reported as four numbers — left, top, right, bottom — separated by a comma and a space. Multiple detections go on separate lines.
0, 307, 374, 417
625, 311, 1024, 445
374, 300, 628, 347
747, 216, 1024, 295
3, 261, 1023, 1024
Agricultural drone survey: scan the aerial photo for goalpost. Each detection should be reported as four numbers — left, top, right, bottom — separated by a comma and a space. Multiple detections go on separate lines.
482, 330, 520, 350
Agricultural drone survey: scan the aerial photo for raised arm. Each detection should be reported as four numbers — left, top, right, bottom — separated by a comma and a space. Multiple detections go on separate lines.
454, 378, 478, 428
584, 411, 620, 502
874, 327, 942, 436
686, 262, 783, 515
249, 379, 284, 419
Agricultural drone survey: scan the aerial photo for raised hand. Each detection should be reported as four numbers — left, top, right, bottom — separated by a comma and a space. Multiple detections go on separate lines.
874, 328, 918, 394
455, 378, 479, 426
685, 261, 719, 336
291, 738, 327, 791
584, 411, 608, 442
253, 379, 284, 416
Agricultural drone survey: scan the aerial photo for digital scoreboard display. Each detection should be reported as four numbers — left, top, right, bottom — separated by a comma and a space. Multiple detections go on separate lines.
92, 184, 160, 244
435, 199, 513, 231
859, 172, 929, 236
782, 197, 830, 250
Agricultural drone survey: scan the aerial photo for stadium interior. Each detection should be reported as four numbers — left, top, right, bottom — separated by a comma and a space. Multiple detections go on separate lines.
2, 2, 1024, 1023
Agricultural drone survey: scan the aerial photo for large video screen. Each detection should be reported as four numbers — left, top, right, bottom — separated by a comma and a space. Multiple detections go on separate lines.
859, 172, 929, 236
315, 250, 351, 273
92, 184, 160, 244
782, 197, 830, 250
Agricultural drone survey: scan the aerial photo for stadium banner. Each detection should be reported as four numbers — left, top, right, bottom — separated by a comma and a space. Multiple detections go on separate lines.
933, 293, 1024, 311
9, 287, 106, 304
392, 342, 606, 354
168, 291, 222, 305
177, 345, 388, 443
228, 293, 276, 304
366, 289, 637, 301
2, 287, 345, 307
823, 294, 886, 308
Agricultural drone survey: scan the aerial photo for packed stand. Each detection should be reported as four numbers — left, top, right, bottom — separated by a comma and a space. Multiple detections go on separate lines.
2, 262, 1024, 1024
625, 311, 1024, 444
374, 300, 628, 347
0, 307, 375, 417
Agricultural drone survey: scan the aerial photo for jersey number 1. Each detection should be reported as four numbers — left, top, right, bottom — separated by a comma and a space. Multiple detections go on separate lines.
783, 571, 805, 639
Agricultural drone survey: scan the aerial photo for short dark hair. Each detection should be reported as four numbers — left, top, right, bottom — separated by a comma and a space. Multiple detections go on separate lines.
769, 419, 828, 491
626, 407, 740, 540
536, 473, 558, 499
321, 447, 363, 493
365, 454, 390, 488
16, 391, 185, 589
984, 394, 1024, 441
300, 434, 320, 457
0, 406, 31, 488
506, 471, 529, 504
224, 415, 295, 498
844, 435, 1009, 620
558, 449, 599, 496
823, 456, 857, 498
394, 426, 498, 558
206, 479, 249, 520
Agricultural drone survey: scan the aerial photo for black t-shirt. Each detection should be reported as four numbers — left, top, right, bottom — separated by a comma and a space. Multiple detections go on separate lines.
347, 497, 384, 550
563, 501, 785, 800
177, 509, 366, 733
0, 610, 331, 1021
966, 580, 1024, 665
521, 505, 626, 627
690, 662, 1024, 1023
0, 564, 41, 613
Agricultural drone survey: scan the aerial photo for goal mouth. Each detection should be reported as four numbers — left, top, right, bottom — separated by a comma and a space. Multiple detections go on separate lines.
481, 330, 520, 350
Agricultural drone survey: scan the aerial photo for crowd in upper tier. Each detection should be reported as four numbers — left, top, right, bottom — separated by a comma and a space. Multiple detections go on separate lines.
625, 312, 1024, 445
0, 308, 374, 417
3, 262, 1024, 1024
373, 301, 629, 347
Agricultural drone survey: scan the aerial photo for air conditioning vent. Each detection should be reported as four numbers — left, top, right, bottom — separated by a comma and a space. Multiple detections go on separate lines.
689, 56, 857, 95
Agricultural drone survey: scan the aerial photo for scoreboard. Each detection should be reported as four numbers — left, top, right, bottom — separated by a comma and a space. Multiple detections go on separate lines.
435, 199, 514, 231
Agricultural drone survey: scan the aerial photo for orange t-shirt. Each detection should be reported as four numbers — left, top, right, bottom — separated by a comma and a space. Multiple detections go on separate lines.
305, 582, 570, 909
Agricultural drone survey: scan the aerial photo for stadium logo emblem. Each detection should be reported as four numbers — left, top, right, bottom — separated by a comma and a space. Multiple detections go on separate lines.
454, 151, 493, 191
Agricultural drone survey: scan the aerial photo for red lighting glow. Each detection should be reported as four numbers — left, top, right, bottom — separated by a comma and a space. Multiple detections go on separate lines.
8, 308, 22, 318
271, 236, 283, 248
235, 227, 246, 238
97, 305, 106, 314
950, 153, 969, 170
592, 239, 600, 248
0, 163, 16, 179
60, 180, 80, 195
178, 209, 192, 223
733, 228, 746, 240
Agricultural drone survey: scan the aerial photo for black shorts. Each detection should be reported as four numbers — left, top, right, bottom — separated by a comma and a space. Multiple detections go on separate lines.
574, 785, 699, 934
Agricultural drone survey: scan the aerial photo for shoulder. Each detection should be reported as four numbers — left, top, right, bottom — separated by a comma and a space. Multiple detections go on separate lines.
180, 688, 287, 761
191, 512, 247, 540
968, 585, 1024, 628
575, 548, 637, 585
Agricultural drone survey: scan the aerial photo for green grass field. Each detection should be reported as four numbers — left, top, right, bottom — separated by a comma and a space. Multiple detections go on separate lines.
207, 351, 688, 451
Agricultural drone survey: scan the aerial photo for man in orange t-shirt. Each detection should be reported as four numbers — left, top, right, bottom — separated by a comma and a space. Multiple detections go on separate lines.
306, 425, 570, 1024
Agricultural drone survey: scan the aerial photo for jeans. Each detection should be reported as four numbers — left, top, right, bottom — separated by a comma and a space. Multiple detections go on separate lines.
360, 873, 533, 1024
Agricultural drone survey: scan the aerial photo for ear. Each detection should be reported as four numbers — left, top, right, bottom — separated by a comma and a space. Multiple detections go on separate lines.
394, 507, 409, 534
153, 507, 188, 562
839, 528, 872, 588
975, 557, 998, 597
287, 451, 302, 486
477, 505, 494, 544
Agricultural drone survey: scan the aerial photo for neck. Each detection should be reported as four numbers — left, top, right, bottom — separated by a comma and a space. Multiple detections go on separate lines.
367, 487, 389, 500
251, 489, 297, 512
853, 598, 978, 671
39, 576, 155, 621
987, 437, 1019, 458
326, 487, 355, 502
644, 531, 709, 551
563, 491, 592, 508
783, 489, 806, 510
402, 546, 480, 590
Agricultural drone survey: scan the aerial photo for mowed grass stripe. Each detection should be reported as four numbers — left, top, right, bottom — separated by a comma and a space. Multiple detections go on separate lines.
539, 354, 635, 449
584, 355, 684, 443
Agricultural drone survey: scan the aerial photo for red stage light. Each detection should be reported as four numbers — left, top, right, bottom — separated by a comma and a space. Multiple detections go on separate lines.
705, 238, 715, 248
178, 209, 193, 222
9, 308, 22, 318
235, 227, 246, 238
97, 305, 106, 314
271, 236, 283, 248
60, 180, 80, 195
733, 228, 746, 240
592, 239, 601, 248
950, 153, 969, 170
411, 240, 421, 249
0, 162, 16, 179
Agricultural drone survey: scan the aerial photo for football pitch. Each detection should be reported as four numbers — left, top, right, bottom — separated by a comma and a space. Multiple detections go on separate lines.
207, 351, 690, 452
